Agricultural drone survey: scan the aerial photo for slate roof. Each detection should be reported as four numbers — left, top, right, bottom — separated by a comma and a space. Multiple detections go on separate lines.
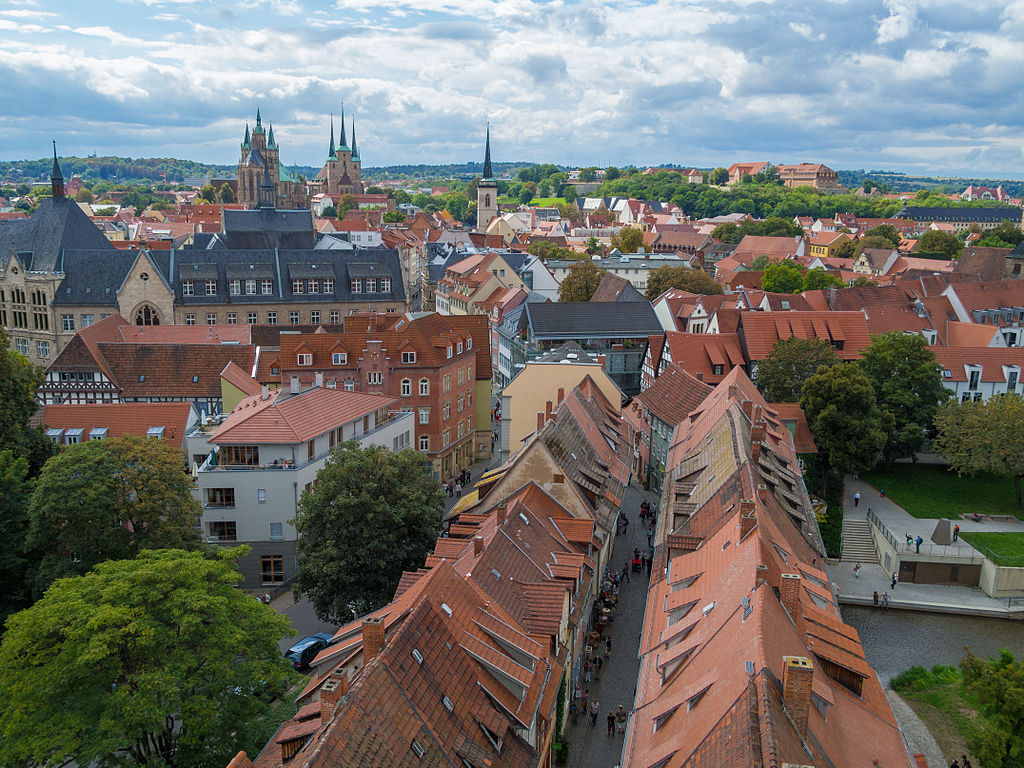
0, 196, 113, 273
53, 249, 172, 307
897, 206, 1021, 223
525, 301, 661, 339
212, 208, 316, 250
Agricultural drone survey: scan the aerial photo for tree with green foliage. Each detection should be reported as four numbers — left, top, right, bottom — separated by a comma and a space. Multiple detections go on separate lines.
610, 225, 644, 254
755, 337, 839, 402
519, 187, 535, 205
861, 224, 900, 247
801, 267, 843, 291
585, 236, 605, 256
750, 254, 777, 270
0, 450, 33, 622
555, 201, 580, 222
0, 329, 55, 474
711, 222, 741, 244
218, 182, 235, 203
857, 234, 900, 253
383, 210, 405, 223
0, 548, 294, 768
578, 168, 596, 183
917, 229, 965, 258
710, 167, 729, 185
558, 261, 606, 302
960, 648, 1024, 767
294, 442, 445, 622
27, 435, 203, 595
321, 205, 338, 218
198, 183, 217, 203
800, 362, 886, 489
933, 394, 1024, 507
860, 332, 948, 463
337, 193, 358, 217
605, 166, 620, 181
976, 221, 1024, 248
75, 187, 94, 203
850, 275, 877, 288
761, 261, 805, 293
644, 265, 722, 299
527, 240, 580, 262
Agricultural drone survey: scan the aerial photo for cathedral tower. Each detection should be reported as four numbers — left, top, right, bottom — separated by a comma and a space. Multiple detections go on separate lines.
476, 122, 498, 231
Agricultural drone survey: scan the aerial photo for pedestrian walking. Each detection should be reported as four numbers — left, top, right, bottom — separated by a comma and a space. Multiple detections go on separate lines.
647, 526, 654, 547
605, 636, 612, 657
590, 700, 600, 727
616, 704, 628, 735
853, 562, 861, 578
962, 754, 972, 768
953, 524, 960, 542
607, 711, 616, 736
872, 591, 879, 606
915, 536, 923, 554
854, 491, 861, 507
882, 591, 890, 608
455, 481, 463, 497
584, 659, 592, 683
950, 759, 960, 768
594, 655, 602, 680
621, 563, 630, 583
891, 571, 898, 590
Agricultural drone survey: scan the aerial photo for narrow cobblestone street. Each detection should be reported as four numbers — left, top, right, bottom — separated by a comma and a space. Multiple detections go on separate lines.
565, 480, 660, 768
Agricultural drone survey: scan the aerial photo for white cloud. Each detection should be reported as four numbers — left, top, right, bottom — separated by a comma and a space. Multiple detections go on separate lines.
876, 0, 917, 43
789, 21, 824, 40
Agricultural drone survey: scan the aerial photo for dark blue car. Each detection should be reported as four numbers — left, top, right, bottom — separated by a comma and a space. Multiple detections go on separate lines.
284, 632, 333, 670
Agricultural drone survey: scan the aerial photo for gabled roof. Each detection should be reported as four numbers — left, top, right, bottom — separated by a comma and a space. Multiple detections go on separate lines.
0, 195, 114, 274
99, 343, 256, 400
220, 360, 262, 397
662, 331, 745, 384
590, 272, 648, 303
738, 311, 870, 361
933, 347, 1024, 381
39, 402, 195, 449
525, 302, 661, 339
636, 365, 713, 427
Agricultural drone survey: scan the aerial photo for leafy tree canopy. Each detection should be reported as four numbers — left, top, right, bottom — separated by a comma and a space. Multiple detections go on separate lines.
933, 394, 1024, 507
558, 260, 606, 302
755, 337, 839, 402
0, 329, 56, 474
0, 548, 294, 768
750, 254, 778, 270
860, 332, 948, 463
801, 267, 843, 291
294, 442, 445, 622
861, 223, 900, 247
959, 648, 1024, 767
976, 221, 1024, 248
610, 225, 644, 254
710, 167, 729, 185
0, 451, 33, 622
761, 261, 805, 293
917, 229, 965, 258
644, 265, 722, 299
527, 240, 580, 262
27, 435, 203, 595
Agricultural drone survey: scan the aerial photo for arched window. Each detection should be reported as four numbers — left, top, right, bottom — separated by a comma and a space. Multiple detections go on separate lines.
401, 378, 411, 397
419, 378, 429, 396
484, 194, 491, 207
135, 305, 160, 326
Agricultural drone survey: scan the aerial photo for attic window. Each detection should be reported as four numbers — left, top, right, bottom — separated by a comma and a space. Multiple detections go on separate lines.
518, 512, 530, 525
412, 649, 423, 664
687, 684, 712, 711
442, 696, 454, 712
491, 568, 500, 580
440, 603, 453, 618
410, 740, 425, 759
942, 369, 952, 378
139, 375, 145, 382
721, 540, 731, 551
192, 375, 199, 383
702, 602, 715, 616
653, 704, 680, 732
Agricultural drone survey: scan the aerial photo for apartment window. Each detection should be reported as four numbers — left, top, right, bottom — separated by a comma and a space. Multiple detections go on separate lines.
247, 312, 257, 325
418, 435, 430, 451
712, 364, 724, 376
62, 314, 75, 332
457, 395, 464, 413
367, 371, 383, 385
324, 278, 334, 293
310, 310, 320, 324
269, 522, 283, 541
207, 313, 217, 325
267, 311, 277, 325
227, 312, 237, 324
182, 280, 194, 296
290, 311, 299, 325
367, 278, 377, 292
308, 279, 319, 294
446, 346, 453, 359
32, 311, 48, 330
185, 313, 196, 325
246, 279, 257, 295
457, 421, 464, 439
381, 277, 391, 292
308, 439, 316, 460
257, 489, 267, 503
350, 279, 363, 293
466, 337, 472, 349
205, 488, 235, 507
457, 342, 463, 354
442, 429, 450, 447
969, 369, 981, 390
297, 353, 312, 366
207, 521, 237, 541
205, 280, 217, 296
261, 279, 273, 295
330, 310, 340, 323
229, 279, 241, 295
344, 379, 355, 391
401, 378, 412, 396
443, 403, 450, 420
419, 407, 430, 424
1008, 371, 1019, 391
419, 378, 429, 396
443, 374, 451, 392
14, 338, 28, 355
292, 279, 304, 294
261, 555, 284, 585
332, 352, 347, 365
36, 341, 49, 358
402, 351, 416, 364
79, 314, 93, 328
458, 368, 465, 385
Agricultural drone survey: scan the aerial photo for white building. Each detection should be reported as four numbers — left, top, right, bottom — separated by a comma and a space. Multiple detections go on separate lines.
196, 380, 412, 589
933, 348, 1024, 403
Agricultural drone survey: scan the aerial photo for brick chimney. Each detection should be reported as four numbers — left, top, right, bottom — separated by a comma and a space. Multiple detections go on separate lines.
496, 501, 508, 524
757, 484, 769, 503
740, 399, 753, 420
755, 564, 768, 586
782, 656, 814, 740
750, 422, 766, 445
545, 400, 553, 422
751, 439, 762, 464
728, 384, 738, 400
361, 615, 386, 662
780, 573, 802, 622
739, 500, 756, 538
319, 670, 349, 723
557, 387, 565, 405
537, 411, 545, 431
473, 534, 484, 556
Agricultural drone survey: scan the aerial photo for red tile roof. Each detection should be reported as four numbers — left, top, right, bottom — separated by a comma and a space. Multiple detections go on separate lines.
40, 402, 195, 448
738, 311, 870, 361
662, 332, 745, 384
636, 365, 714, 427
932, 347, 1024, 382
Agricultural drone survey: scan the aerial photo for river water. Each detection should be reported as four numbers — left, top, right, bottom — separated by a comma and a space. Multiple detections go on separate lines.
843, 606, 1024, 685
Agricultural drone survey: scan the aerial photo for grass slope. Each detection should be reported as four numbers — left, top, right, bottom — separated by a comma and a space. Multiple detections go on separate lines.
862, 464, 1020, 520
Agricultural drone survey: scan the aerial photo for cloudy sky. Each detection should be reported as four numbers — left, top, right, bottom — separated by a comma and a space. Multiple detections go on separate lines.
1, 0, 1023, 177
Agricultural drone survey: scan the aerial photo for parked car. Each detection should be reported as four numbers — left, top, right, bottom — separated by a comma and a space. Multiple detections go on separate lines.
284, 632, 333, 670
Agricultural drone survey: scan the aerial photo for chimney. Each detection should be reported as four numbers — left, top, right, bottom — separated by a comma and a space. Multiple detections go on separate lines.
545, 400, 553, 422
695, 371, 704, 381
751, 439, 762, 464
728, 384, 738, 400
290, 376, 300, 394
780, 573, 802, 622
757, 484, 769, 503
473, 535, 484, 556
261, 384, 269, 401
751, 422, 766, 446
755, 563, 768, 586
752, 404, 763, 424
361, 615, 386, 662
497, 502, 508, 524
739, 500, 756, 538
557, 387, 565, 405
782, 656, 814, 740
315, 371, 324, 388
537, 411, 545, 431
740, 399, 753, 420
319, 670, 349, 723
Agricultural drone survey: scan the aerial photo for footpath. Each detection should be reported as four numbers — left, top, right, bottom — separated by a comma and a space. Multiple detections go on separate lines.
829, 478, 1024, 619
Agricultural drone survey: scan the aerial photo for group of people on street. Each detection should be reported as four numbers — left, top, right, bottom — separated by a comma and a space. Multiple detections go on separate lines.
872, 591, 891, 608
443, 468, 472, 498
950, 755, 973, 768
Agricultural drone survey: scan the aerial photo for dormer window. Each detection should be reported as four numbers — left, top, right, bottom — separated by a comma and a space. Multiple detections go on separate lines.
332, 352, 347, 365
447, 346, 453, 359
402, 351, 416, 364
456, 342, 463, 354
297, 354, 312, 366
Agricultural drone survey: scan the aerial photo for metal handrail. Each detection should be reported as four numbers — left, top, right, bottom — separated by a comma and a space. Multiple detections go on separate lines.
867, 509, 984, 563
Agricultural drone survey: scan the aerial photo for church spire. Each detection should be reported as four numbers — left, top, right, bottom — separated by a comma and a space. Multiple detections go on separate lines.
256, 106, 262, 128
350, 120, 358, 161
482, 121, 493, 180
259, 157, 274, 208
51, 140, 65, 199
338, 103, 348, 150
268, 124, 276, 149
243, 122, 250, 148
329, 113, 335, 158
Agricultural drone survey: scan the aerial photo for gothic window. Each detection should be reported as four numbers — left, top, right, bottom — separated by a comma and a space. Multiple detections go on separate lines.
135, 305, 160, 326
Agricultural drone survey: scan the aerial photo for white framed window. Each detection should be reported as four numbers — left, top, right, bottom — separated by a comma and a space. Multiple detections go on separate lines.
308, 279, 319, 294
330, 310, 340, 323
246, 279, 257, 295
292, 279, 304, 294
367, 371, 383, 385
257, 489, 267, 503
324, 278, 334, 293
227, 312, 237, 324
290, 311, 299, 324
442, 429, 450, 447
229, 279, 241, 295
14, 338, 28, 355
332, 352, 347, 365
247, 312, 257, 325
381, 277, 391, 292
36, 341, 49, 357
419, 378, 429, 396
207, 313, 217, 325
269, 522, 283, 540
81, 314, 94, 328
205, 279, 217, 296
310, 310, 320, 324
182, 280, 194, 296
351, 279, 363, 292
402, 351, 416, 364
367, 278, 377, 292
419, 407, 430, 424
401, 378, 411, 396
457, 342, 463, 354
62, 314, 75, 331
267, 312, 277, 325
185, 313, 196, 325
344, 379, 355, 391
297, 353, 312, 366
457, 421, 464, 438
467, 337, 472, 349
419, 434, 430, 450
446, 346, 453, 359
261, 279, 273, 295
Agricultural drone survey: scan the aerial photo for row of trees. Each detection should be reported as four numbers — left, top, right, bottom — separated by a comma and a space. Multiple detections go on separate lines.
556, 261, 723, 302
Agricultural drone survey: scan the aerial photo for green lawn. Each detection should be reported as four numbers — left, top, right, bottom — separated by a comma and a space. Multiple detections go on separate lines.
862, 464, 1021, 519
960, 532, 1024, 566
891, 665, 981, 764
528, 198, 567, 207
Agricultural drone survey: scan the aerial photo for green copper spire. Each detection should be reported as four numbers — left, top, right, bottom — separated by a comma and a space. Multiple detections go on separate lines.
268, 124, 276, 149
350, 120, 359, 161
482, 121, 493, 180
329, 113, 335, 158
254, 106, 264, 134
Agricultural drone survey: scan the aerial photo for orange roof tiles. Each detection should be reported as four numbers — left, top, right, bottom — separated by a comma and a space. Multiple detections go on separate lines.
738, 311, 870, 360
40, 402, 195, 449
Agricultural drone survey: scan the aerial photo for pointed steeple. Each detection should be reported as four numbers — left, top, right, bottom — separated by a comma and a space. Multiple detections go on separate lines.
259, 157, 274, 208
51, 140, 65, 199
338, 103, 348, 150
329, 113, 336, 158
482, 121, 493, 180
268, 124, 276, 149
350, 120, 359, 161
243, 122, 251, 148
253, 106, 264, 135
